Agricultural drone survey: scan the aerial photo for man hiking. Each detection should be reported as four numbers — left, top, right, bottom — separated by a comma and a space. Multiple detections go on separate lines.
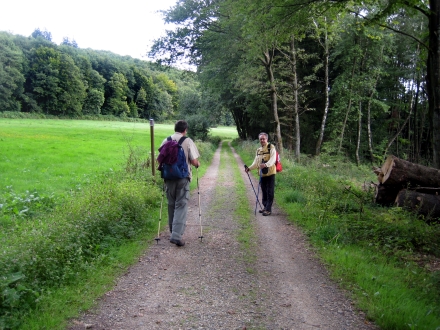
158, 120, 200, 246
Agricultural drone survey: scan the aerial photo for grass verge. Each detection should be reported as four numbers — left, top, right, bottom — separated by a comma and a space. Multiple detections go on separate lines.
222, 141, 258, 267
0, 121, 219, 329
18, 238, 153, 330
233, 139, 440, 330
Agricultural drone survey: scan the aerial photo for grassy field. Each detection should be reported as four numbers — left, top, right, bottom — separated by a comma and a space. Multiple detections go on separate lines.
0, 119, 237, 196
0, 119, 236, 329
5, 119, 440, 329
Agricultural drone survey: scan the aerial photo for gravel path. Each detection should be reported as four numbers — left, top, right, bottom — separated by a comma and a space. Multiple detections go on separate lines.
69, 142, 377, 330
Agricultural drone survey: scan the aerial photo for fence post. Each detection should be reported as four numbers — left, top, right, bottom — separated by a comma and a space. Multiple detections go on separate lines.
150, 119, 155, 177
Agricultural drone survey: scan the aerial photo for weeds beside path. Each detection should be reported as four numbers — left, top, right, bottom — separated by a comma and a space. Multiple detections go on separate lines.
69, 141, 376, 329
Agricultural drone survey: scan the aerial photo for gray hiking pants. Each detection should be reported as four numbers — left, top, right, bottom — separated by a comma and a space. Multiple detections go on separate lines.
165, 178, 190, 240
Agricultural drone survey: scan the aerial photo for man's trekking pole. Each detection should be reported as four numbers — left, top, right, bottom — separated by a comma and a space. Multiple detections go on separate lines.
244, 165, 263, 211
197, 167, 204, 242
255, 169, 262, 215
155, 183, 165, 244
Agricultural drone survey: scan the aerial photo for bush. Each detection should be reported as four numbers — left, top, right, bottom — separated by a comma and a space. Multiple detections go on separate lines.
0, 172, 160, 328
186, 115, 210, 141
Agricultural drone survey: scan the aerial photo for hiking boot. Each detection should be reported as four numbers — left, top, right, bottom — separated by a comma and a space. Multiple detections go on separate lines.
170, 238, 185, 246
262, 210, 271, 216
259, 209, 265, 213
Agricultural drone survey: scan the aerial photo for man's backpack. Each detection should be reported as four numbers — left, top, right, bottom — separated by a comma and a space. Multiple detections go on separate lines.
268, 143, 282, 173
158, 136, 189, 180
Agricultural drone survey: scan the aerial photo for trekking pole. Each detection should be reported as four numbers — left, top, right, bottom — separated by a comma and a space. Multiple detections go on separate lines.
197, 167, 204, 242
155, 182, 165, 244
255, 169, 262, 215
244, 165, 263, 211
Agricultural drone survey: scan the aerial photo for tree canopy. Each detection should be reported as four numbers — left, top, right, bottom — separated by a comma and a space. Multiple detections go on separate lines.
0, 29, 228, 127
149, 0, 437, 167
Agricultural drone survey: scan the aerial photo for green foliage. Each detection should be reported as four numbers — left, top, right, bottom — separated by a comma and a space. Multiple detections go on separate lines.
276, 159, 440, 257
283, 189, 306, 204
149, 0, 433, 164
31, 28, 52, 41
0, 171, 160, 329
0, 188, 57, 224
104, 72, 130, 116
0, 32, 218, 124
83, 88, 105, 114
0, 32, 25, 112
233, 139, 440, 329
0, 119, 225, 328
186, 114, 211, 141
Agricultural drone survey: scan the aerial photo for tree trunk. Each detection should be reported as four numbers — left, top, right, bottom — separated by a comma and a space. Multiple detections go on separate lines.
380, 155, 440, 187
382, 107, 412, 158
413, 75, 421, 163
262, 47, 283, 155
366, 67, 381, 163
427, 0, 440, 168
315, 20, 330, 156
290, 36, 300, 162
395, 189, 440, 220
366, 88, 375, 163
355, 101, 362, 166
338, 57, 356, 154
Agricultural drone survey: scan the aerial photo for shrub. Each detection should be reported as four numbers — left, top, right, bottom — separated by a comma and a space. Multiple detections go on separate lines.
0, 172, 160, 328
186, 115, 210, 141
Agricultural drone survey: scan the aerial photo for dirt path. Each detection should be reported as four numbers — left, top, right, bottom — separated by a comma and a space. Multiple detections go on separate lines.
69, 142, 376, 330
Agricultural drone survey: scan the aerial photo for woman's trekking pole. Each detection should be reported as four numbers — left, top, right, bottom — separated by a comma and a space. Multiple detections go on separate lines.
244, 165, 263, 211
155, 183, 165, 244
196, 167, 204, 242
255, 169, 262, 215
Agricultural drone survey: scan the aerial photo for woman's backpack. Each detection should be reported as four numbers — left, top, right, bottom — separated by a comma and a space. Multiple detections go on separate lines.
268, 143, 282, 173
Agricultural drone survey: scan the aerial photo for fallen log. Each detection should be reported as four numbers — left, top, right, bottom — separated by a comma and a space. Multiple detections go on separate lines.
375, 183, 401, 206
411, 187, 440, 195
395, 189, 440, 220
380, 155, 440, 187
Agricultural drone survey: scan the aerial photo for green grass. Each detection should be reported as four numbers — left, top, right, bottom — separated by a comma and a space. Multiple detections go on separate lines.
0, 118, 221, 329
0, 119, 227, 196
233, 140, 440, 330
209, 125, 238, 139
217, 141, 257, 265
322, 245, 440, 329
0, 119, 157, 195
18, 238, 151, 330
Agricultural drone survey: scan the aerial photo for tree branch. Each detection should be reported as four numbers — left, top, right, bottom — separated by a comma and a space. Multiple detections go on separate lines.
350, 10, 429, 51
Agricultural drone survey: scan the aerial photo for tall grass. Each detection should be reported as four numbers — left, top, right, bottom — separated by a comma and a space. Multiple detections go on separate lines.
233, 139, 440, 330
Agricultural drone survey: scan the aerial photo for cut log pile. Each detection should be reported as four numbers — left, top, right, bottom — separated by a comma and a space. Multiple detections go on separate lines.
374, 155, 440, 220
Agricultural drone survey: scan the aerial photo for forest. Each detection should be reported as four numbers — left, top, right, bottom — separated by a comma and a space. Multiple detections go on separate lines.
149, 0, 438, 168
0, 28, 231, 134
0, 0, 438, 168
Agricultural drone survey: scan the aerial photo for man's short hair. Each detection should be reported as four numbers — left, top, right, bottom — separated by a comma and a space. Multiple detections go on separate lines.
175, 120, 188, 133
259, 132, 268, 139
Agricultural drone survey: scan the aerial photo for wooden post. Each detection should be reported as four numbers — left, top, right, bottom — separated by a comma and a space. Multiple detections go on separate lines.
150, 119, 155, 177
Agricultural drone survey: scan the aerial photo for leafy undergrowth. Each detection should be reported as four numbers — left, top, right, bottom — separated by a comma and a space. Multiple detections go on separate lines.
0, 138, 218, 329
0, 171, 161, 329
233, 140, 440, 330
0, 117, 221, 329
